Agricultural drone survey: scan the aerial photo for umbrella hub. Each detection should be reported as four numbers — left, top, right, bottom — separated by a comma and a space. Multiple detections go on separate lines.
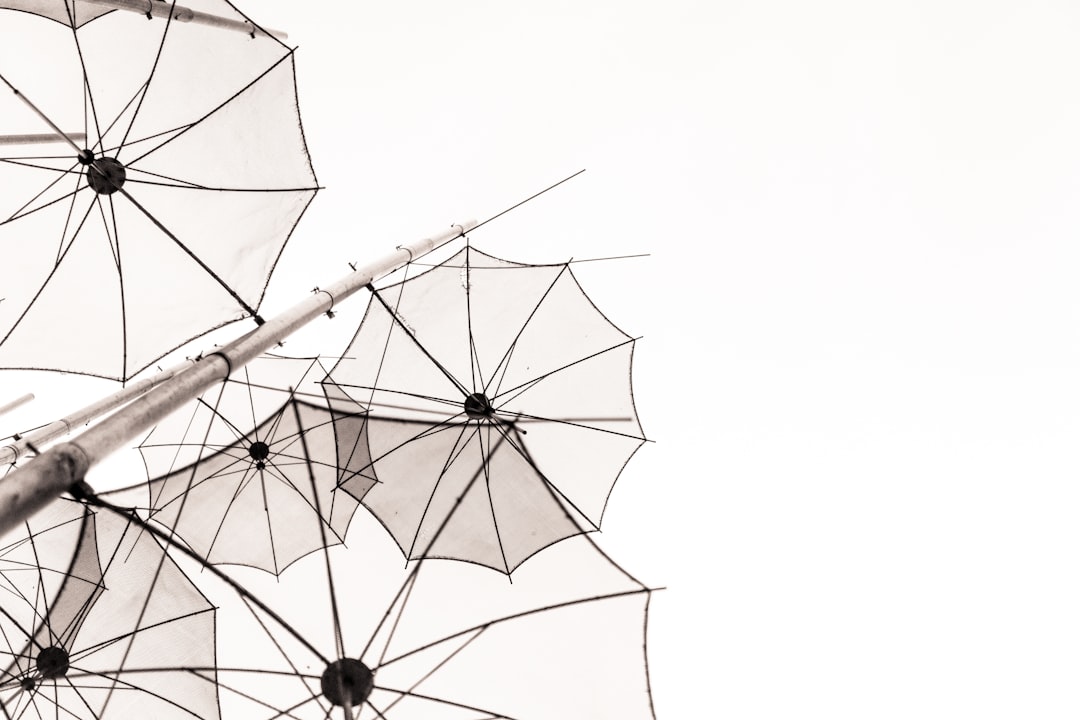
36, 645, 70, 680
464, 392, 494, 420
85, 156, 127, 195
320, 657, 374, 707
248, 440, 271, 462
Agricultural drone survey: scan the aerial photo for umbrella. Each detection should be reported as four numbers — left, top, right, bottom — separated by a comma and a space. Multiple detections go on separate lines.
0, 0, 318, 380
0, 497, 218, 718
111, 354, 364, 576
323, 244, 647, 574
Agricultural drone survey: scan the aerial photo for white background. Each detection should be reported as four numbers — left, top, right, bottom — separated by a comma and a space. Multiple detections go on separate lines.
7, 1, 1080, 717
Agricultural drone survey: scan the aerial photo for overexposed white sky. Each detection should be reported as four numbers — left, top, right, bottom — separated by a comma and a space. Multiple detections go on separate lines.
7, 1, 1080, 717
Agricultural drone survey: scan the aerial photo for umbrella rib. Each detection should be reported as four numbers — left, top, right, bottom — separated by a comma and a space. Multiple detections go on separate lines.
200, 465, 258, 568
114, 185, 261, 318
190, 667, 318, 720
25, 523, 55, 649
492, 336, 638, 408
67, 608, 214, 664
63, 666, 208, 720
55, 164, 87, 266
58, 672, 103, 720
404, 423, 479, 560
236, 594, 328, 715
0, 166, 84, 229
0, 158, 82, 233
484, 263, 571, 399
373, 627, 488, 716
477, 425, 511, 575
257, 466, 283, 576
0, 157, 77, 175
123, 177, 320, 193
290, 401, 347, 660
371, 687, 515, 720
464, 243, 484, 391
497, 408, 646, 442
64, 7, 104, 148
381, 588, 653, 669
368, 285, 469, 397
84, 497, 331, 666
92, 77, 151, 160
194, 396, 251, 448
330, 383, 462, 411
0, 198, 98, 347
259, 455, 348, 546
124, 51, 297, 167
497, 422, 599, 530
115, 0, 177, 153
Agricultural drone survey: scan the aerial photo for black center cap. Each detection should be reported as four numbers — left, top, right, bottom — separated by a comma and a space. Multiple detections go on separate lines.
464, 392, 493, 420
36, 646, 70, 680
321, 658, 374, 707
86, 157, 127, 194
248, 441, 271, 462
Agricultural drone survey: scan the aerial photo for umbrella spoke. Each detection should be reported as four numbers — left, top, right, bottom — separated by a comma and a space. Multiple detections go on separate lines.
476, 427, 510, 575
124, 51, 295, 167
64, 6, 103, 147
290, 402, 345, 660
494, 423, 598, 532
331, 383, 463, 413
492, 336, 637, 409
54, 165, 88, 266
371, 686, 516, 720
372, 627, 487, 717
114, 184, 259, 317
405, 424, 478, 560
482, 263, 570, 400
368, 286, 469, 398
463, 244, 484, 393
0, 194, 97, 348
0, 168, 82, 230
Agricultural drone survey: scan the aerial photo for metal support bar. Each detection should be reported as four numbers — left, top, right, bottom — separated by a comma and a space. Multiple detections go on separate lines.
0, 221, 476, 534
0, 393, 33, 420
0, 133, 87, 146
80, 0, 288, 39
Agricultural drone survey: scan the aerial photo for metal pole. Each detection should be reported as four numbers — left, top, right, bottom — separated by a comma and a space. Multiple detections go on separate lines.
0, 133, 87, 146
0, 394, 33, 420
79, 0, 288, 39
0, 221, 476, 534
0, 358, 196, 467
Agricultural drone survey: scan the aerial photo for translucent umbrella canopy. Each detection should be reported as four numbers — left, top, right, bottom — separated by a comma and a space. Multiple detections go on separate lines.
324, 245, 647, 574
0, 498, 218, 718
0, 0, 318, 380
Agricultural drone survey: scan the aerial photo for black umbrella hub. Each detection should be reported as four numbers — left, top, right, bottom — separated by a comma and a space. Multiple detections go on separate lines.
248, 440, 271, 470
35, 645, 70, 680
464, 392, 494, 420
78, 150, 127, 194
320, 658, 374, 707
